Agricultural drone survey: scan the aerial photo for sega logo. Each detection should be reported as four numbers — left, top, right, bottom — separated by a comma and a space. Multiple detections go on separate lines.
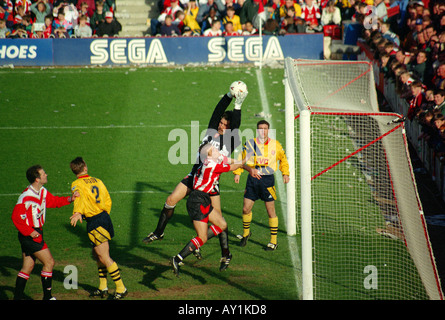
89, 36, 284, 65
90, 39, 167, 65
0, 45, 37, 59
208, 36, 284, 63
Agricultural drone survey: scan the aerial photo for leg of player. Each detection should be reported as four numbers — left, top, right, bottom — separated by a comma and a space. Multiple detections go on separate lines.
265, 201, 278, 251
143, 182, 190, 244
170, 219, 209, 277
90, 248, 109, 298
33, 248, 56, 300
239, 198, 255, 247
13, 253, 35, 300
90, 262, 109, 298
210, 195, 231, 265
207, 208, 232, 271
93, 242, 128, 299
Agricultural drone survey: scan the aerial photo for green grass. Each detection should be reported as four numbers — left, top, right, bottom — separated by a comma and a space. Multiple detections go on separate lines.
0, 66, 300, 300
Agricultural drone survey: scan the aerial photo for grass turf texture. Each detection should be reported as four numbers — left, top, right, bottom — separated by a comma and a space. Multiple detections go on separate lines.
0, 66, 300, 300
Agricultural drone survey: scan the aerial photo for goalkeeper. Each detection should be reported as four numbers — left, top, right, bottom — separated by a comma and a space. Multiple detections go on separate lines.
234, 120, 289, 251
143, 82, 248, 271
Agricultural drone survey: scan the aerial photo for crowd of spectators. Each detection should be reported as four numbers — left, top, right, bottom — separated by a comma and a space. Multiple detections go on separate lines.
0, 0, 352, 38
0, 0, 121, 38
148, 0, 351, 37
357, 0, 445, 160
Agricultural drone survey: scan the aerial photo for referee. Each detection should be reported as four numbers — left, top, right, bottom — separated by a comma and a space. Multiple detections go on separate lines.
234, 120, 289, 251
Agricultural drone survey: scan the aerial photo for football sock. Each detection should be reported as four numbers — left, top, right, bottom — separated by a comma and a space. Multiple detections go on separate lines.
218, 229, 230, 257
206, 225, 229, 255
208, 225, 222, 239
154, 203, 175, 235
40, 271, 53, 300
176, 237, 203, 262
269, 217, 279, 245
14, 272, 29, 300
242, 211, 253, 237
98, 266, 108, 290
107, 262, 126, 293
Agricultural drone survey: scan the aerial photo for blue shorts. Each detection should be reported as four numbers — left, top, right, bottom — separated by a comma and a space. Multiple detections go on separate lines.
244, 174, 277, 202
85, 211, 114, 246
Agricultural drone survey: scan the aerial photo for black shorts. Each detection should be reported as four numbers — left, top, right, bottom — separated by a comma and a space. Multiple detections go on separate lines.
18, 228, 47, 256
186, 190, 213, 223
181, 174, 220, 196
85, 211, 114, 246
244, 174, 277, 202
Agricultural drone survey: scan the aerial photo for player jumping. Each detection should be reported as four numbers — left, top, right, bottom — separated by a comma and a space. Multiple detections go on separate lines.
170, 143, 248, 276
142, 82, 247, 271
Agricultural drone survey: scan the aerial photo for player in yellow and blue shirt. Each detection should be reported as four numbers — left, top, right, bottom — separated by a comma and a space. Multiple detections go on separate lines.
69, 157, 127, 300
233, 120, 289, 251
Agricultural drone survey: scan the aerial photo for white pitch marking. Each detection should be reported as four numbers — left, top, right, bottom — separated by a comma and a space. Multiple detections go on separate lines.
256, 68, 302, 299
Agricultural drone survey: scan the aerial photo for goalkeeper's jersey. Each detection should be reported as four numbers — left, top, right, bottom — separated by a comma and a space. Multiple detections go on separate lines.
189, 93, 241, 177
233, 138, 290, 176
71, 174, 112, 218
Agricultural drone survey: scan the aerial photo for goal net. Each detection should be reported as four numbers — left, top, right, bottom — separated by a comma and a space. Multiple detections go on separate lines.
284, 58, 443, 300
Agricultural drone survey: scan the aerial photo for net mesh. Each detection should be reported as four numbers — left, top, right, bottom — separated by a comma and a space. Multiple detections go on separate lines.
285, 58, 443, 300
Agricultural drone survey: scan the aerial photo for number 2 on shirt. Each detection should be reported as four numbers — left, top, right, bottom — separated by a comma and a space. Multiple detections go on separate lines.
91, 186, 100, 203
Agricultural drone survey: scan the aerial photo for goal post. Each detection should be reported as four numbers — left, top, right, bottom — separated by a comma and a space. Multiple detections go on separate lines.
284, 58, 443, 300
284, 69, 297, 237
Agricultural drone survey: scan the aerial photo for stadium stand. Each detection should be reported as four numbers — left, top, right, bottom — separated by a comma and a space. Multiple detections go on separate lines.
115, 0, 152, 37
353, 0, 445, 201
0, 0, 356, 38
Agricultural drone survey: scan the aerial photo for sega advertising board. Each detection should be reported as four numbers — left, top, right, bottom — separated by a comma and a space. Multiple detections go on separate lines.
0, 33, 323, 66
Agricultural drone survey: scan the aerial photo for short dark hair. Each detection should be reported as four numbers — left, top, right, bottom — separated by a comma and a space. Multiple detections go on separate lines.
221, 111, 232, 127
70, 157, 86, 175
257, 120, 270, 128
26, 165, 43, 184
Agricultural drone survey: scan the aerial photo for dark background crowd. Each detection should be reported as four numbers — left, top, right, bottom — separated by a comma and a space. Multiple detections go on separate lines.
1, 0, 352, 38
358, 0, 445, 161
0, 0, 120, 38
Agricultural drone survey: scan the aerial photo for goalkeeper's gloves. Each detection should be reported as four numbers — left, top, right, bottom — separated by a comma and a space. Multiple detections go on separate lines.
234, 90, 248, 110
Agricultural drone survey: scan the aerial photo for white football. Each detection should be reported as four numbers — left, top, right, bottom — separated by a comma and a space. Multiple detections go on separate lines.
230, 81, 247, 97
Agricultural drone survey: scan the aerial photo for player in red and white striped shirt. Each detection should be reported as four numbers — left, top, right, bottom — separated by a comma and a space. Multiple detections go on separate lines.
193, 155, 230, 193
170, 143, 247, 276
11, 165, 78, 300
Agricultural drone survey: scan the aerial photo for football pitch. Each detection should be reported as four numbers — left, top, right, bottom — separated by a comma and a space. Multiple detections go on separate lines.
0, 65, 301, 300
